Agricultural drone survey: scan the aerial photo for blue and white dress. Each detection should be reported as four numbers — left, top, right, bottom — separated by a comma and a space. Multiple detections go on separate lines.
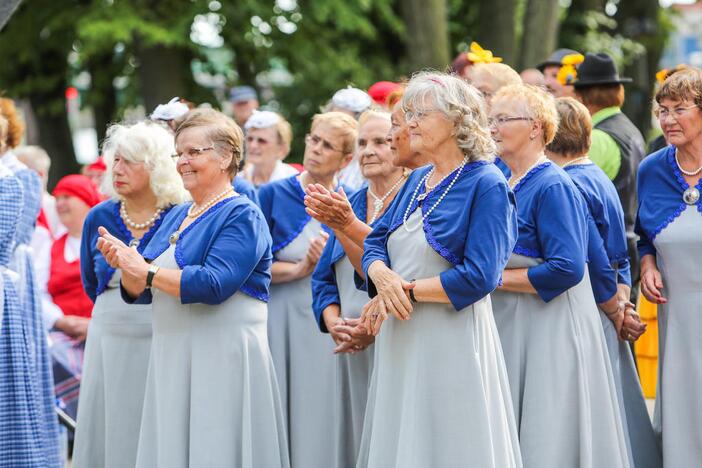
311, 186, 380, 468
566, 161, 661, 468
0, 163, 48, 467
358, 161, 522, 468
259, 175, 353, 467
72, 200, 171, 468
1, 152, 61, 467
491, 161, 630, 468
636, 145, 702, 467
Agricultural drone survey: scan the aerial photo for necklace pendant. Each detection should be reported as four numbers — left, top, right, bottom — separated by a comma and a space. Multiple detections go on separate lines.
373, 199, 384, 212
128, 239, 139, 248
683, 187, 700, 205
417, 192, 427, 201
169, 232, 180, 245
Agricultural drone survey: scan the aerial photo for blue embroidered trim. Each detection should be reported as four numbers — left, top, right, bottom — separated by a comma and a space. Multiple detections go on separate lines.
422, 211, 460, 265
512, 244, 541, 258
96, 203, 169, 296
646, 150, 702, 241
512, 162, 551, 193
174, 197, 237, 268
240, 284, 269, 303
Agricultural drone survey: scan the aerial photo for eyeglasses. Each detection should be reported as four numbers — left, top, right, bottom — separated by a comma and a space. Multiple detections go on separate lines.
488, 116, 533, 128
172, 146, 215, 161
655, 105, 699, 121
404, 108, 442, 122
305, 134, 343, 153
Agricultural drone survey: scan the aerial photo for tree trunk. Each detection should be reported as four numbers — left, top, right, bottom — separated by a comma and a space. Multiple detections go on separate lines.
476, 0, 517, 66
518, 0, 561, 71
615, 0, 666, 141
400, 0, 450, 71
30, 95, 79, 187
134, 41, 192, 114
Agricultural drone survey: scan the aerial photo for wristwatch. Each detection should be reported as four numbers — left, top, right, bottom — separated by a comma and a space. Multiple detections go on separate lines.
409, 278, 418, 303
146, 264, 160, 289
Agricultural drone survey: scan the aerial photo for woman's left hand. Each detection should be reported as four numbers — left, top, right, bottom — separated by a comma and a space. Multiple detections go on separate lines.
367, 261, 413, 321
331, 317, 375, 354
97, 226, 150, 282
620, 304, 647, 342
304, 184, 356, 231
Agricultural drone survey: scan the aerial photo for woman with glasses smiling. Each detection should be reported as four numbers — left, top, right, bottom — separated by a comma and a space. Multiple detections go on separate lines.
636, 67, 702, 466
73, 121, 186, 468
258, 111, 357, 468
489, 84, 630, 468
95, 109, 289, 468
356, 72, 521, 467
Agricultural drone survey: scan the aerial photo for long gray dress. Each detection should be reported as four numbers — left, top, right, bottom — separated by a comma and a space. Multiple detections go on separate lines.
267, 220, 337, 467
331, 255, 374, 468
135, 245, 289, 468
356, 210, 522, 468
73, 271, 152, 468
598, 311, 661, 468
492, 254, 630, 468
651, 206, 702, 466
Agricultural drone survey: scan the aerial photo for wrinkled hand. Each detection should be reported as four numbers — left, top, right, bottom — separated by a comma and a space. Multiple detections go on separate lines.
97, 226, 149, 289
640, 265, 667, 304
359, 296, 388, 336
297, 231, 329, 278
331, 318, 375, 354
367, 261, 413, 321
55, 315, 90, 342
304, 184, 356, 231
620, 305, 647, 342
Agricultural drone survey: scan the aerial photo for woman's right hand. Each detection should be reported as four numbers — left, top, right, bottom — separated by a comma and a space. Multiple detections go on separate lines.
304, 184, 356, 232
367, 260, 413, 321
640, 255, 667, 304
296, 231, 329, 279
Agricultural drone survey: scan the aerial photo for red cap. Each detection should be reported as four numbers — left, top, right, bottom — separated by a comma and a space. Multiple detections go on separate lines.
87, 156, 107, 173
52, 174, 102, 208
367, 81, 400, 106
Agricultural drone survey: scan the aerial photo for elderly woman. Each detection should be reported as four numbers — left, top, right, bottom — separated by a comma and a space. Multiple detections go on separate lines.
469, 62, 522, 105
97, 109, 288, 468
241, 110, 298, 187
545, 97, 660, 468
355, 72, 520, 467
488, 84, 629, 467
0, 99, 61, 465
636, 67, 702, 466
258, 111, 356, 467
310, 110, 406, 467
72, 122, 187, 468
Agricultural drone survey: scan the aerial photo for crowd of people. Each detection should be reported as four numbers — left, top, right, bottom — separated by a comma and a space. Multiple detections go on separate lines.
1, 42, 701, 468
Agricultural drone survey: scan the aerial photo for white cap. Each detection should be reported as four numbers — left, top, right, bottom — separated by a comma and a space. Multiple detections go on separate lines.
150, 97, 189, 121
331, 87, 372, 113
244, 110, 281, 130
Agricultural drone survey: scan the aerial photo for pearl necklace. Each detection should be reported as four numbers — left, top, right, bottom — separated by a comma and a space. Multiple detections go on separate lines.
119, 202, 163, 230
562, 156, 591, 168
402, 157, 469, 232
675, 149, 702, 176
508, 155, 548, 189
187, 187, 234, 218
367, 174, 406, 224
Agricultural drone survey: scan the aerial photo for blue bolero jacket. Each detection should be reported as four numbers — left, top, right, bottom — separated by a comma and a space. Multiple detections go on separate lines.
636, 145, 702, 258
233, 176, 259, 205
129, 195, 272, 305
81, 200, 171, 302
361, 161, 518, 311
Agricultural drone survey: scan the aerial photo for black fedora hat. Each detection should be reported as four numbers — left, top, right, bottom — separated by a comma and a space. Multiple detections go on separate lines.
536, 48, 580, 72
573, 52, 632, 88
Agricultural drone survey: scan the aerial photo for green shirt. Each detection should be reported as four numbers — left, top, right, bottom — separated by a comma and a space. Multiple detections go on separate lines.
588, 107, 622, 181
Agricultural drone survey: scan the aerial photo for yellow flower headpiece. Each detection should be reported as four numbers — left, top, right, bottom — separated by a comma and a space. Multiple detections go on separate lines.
466, 42, 502, 64
556, 53, 585, 86
656, 64, 687, 84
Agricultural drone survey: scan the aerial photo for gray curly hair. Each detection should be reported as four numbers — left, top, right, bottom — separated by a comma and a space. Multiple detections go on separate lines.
401, 71, 496, 162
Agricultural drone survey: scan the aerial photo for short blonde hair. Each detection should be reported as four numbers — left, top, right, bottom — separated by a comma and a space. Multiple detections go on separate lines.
547, 97, 592, 156
310, 112, 359, 154
402, 71, 496, 162
175, 109, 244, 179
0, 98, 25, 149
14, 145, 51, 176
358, 109, 391, 127
655, 67, 702, 109
273, 115, 293, 150
493, 84, 559, 145
101, 121, 188, 208
471, 63, 522, 92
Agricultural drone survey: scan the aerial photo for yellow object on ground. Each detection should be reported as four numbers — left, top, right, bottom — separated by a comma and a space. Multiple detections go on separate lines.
636, 295, 659, 398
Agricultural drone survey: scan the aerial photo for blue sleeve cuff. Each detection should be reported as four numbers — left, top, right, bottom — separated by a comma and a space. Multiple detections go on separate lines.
120, 281, 152, 304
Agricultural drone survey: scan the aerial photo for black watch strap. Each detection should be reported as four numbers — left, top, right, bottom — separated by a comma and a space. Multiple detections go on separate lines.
146, 265, 160, 289
409, 278, 417, 303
